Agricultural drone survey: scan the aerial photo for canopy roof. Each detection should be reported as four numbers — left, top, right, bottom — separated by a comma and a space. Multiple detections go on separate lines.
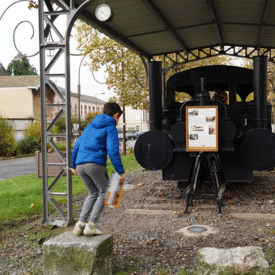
63, 0, 275, 58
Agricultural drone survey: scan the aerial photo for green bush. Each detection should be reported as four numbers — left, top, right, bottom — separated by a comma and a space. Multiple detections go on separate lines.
24, 120, 42, 144
85, 112, 100, 125
16, 137, 40, 155
0, 117, 16, 157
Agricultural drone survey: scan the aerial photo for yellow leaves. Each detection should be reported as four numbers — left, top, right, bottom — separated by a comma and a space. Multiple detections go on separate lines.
73, 20, 148, 110
173, 211, 183, 215
138, 183, 144, 186
28, 0, 38, 9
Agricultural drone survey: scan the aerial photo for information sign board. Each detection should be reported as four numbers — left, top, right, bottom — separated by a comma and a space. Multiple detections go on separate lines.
186, 106, 218, 152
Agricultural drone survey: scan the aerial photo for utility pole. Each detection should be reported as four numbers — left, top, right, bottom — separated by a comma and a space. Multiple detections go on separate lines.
122, 49, 126, 155
77, 84, 81, 137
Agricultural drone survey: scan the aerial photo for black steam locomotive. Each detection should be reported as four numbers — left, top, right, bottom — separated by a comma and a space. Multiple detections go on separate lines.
134, 56, 275, 191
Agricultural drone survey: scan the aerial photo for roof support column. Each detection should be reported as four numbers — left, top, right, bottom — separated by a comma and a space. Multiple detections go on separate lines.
253, 55, 268, 129
148, 60, 162, 131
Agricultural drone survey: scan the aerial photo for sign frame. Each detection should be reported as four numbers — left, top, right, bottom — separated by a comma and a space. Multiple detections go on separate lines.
186, 106, 218, 152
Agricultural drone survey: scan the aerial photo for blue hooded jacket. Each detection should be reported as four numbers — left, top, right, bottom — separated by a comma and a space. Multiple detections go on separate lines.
71, 114, 124, 174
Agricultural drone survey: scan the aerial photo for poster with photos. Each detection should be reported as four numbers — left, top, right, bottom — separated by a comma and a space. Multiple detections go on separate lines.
186, 106, 218, 152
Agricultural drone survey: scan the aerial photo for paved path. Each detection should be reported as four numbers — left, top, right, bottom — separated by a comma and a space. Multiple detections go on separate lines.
0, 156, 36, 181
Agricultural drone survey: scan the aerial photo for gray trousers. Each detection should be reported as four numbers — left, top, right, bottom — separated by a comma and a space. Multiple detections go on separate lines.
76, 163, 109, 224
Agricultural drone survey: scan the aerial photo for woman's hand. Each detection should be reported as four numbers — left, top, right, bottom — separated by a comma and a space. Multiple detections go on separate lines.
72, 168, 79, 176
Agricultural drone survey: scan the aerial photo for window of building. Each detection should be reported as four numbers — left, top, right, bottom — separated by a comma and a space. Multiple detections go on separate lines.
84, 105, 87, 115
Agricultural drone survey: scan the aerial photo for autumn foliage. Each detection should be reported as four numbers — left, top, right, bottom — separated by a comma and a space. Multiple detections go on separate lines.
74, 20, 236, 109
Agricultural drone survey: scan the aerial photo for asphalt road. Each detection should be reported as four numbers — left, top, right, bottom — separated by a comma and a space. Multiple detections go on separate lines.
0, 141, 136, 181
0, 156, 36, 181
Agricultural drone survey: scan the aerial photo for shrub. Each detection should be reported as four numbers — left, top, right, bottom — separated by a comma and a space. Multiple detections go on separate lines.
54, 115, 66, 133
85, 112, 100, 125
16, 137, 40, 155
0, 117, 16, 157
24, 120, 42, 144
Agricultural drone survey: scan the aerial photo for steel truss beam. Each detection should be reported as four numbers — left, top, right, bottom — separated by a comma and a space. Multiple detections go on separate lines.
158, 45, 275, 74
141, 0, 187, 54
39, 0, 98, 227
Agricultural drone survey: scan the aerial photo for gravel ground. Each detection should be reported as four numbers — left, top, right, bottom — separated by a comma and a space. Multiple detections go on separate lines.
0, 169, 275, 275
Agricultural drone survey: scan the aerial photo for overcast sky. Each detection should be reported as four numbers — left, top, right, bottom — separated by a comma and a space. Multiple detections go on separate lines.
0, 0, 112, 102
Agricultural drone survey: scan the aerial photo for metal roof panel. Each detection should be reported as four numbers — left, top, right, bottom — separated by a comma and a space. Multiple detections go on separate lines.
69, 0, 275, 56
214, 0, 265, 23
221, 25, 260, 46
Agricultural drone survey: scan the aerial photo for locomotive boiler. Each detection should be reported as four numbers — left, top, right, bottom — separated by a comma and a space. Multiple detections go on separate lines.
134, 56, 275, 191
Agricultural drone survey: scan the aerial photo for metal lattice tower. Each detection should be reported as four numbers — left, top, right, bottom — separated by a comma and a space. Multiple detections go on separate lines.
39, 0, 98, 227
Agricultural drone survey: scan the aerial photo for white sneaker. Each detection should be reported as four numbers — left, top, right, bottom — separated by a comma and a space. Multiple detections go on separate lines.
73, 221, 86, 236
83, 223, 105, 236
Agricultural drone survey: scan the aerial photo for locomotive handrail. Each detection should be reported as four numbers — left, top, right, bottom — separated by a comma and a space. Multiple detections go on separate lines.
211, 99, 228, 119
179, 97, 229, 121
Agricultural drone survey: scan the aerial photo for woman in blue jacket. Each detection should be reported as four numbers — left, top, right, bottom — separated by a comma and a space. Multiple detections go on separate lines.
71, 102, 125, 236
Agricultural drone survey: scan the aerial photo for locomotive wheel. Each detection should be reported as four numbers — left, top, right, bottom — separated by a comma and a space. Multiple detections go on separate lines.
134, 130, 173, 170
240, 128, 275, 171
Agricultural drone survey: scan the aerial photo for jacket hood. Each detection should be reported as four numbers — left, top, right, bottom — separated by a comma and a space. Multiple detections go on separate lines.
92, 114, 116, 129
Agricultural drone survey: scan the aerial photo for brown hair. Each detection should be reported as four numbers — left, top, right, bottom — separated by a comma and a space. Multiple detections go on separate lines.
103, 102, 123, 117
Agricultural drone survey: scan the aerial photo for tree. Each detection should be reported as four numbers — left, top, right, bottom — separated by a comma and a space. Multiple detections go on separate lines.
74, 20, 148, 110
7, 54, 38, 76
74, 20, 234, 110
28, 0, 38, 9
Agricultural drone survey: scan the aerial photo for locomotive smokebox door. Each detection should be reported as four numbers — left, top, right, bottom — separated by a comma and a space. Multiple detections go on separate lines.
240, 128, 275, 171
134, 131, 173, 170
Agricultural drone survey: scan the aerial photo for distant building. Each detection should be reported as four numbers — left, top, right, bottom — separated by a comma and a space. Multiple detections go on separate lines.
52, 87, 105, 120
117, 106, 149, 132
0, 75, 105, 138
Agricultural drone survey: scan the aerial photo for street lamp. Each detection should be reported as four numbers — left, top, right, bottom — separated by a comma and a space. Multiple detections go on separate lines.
95, 92, 105, 113
77, 54, 88, 136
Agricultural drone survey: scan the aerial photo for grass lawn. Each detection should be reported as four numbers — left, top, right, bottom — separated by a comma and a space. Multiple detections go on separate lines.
0, 153, 141, 222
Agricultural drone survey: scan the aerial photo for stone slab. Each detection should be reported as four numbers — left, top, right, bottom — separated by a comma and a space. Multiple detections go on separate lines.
231, 213, 275, 220
123, 184, 137, 191
133, 203, 185, 209
145, 196, 174, 201
123, 209, 176, 216
155, 186, 171, 191
137, 202, 218, 210
43, 231, 113, 275
197, 246, 269, 275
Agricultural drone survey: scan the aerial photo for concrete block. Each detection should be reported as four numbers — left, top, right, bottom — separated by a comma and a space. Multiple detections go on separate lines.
197, 246, 269, 275
43, 232, 113, 275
